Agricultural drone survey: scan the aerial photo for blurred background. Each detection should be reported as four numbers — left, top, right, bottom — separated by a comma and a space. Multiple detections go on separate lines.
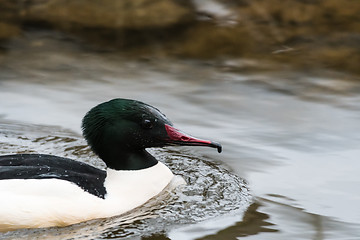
0, 0, 360, 239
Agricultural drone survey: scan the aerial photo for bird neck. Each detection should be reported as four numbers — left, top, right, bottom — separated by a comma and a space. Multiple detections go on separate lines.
101, 148, 158, 171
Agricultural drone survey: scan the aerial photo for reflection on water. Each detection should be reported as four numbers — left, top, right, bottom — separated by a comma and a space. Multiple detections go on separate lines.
197, 202, 278, 240
1, 33, 360, 239
144, 202, 278, 240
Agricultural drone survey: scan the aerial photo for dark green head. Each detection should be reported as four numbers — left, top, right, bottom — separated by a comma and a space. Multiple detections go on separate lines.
82, 99, 221, 170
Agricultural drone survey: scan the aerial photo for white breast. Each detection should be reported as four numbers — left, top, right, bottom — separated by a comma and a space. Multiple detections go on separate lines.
102, 161, 174, 216
0, 162, 174, 232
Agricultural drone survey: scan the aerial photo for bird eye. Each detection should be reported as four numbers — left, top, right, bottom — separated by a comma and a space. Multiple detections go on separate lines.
142, 119, 154, 129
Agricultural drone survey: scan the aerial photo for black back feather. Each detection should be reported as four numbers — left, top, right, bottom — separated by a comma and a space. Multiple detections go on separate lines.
0, 154, 107, 198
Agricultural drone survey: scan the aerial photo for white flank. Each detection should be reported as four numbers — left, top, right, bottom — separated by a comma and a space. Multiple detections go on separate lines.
0, 162, 174, 232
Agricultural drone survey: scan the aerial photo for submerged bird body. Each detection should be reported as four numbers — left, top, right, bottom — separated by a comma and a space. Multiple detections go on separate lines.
0, 99, 221, 231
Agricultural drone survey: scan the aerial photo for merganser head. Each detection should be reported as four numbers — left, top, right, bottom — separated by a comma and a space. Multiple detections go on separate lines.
82, 99, 221, 170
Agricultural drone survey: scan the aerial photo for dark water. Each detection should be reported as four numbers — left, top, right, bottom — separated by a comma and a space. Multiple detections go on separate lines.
0, 32, 360, 239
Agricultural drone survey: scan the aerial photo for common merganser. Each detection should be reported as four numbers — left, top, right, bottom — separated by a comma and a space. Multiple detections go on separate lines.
0, 98, 221, 231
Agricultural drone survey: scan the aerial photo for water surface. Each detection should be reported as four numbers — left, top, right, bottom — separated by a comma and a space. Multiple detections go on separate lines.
0, 32, 360, 239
